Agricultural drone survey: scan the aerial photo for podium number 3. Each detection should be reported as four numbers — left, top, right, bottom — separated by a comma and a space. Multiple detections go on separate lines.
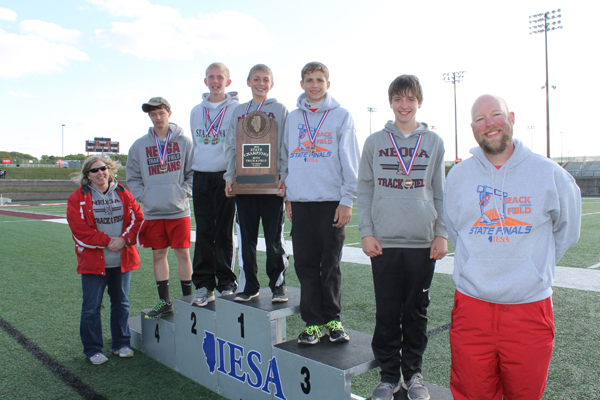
301, 366, 311, 394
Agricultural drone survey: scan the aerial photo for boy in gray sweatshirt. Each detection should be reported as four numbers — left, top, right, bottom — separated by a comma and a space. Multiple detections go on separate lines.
357, 75, 447, 400
189, 62, 240, 307
224, 64, 288, 303
281, 61, 360, 345
127, 97, 194, 319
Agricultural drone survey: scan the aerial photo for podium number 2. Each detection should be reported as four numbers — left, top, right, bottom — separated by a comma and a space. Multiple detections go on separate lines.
155, 324, 160, 343
191, 312, 197, 335
238, 313, 245, 338
301, 366, 311, 394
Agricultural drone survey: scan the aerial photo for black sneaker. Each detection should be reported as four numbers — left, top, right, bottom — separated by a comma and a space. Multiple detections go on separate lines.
145, 299, 173, 319
219, 282, 238, 296
271, 285, 288, 303
233, 292, 259, 302
297, 325, 323, 345
323, 320, 350, 342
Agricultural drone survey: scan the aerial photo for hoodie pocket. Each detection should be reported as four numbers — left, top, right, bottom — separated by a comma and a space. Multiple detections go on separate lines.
459, 256, 545, 303
372, 198, 436, 242
141, 184, 187, 215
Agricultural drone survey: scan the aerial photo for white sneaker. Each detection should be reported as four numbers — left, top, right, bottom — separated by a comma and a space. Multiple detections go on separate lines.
113, 346, 134, 358
89, 353, 108, 365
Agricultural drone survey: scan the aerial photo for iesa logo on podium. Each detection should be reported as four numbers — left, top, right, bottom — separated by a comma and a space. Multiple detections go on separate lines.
202, 330, 287, 400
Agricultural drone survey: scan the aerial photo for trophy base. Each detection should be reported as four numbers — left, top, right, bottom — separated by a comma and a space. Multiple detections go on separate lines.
231, 174, 283, 195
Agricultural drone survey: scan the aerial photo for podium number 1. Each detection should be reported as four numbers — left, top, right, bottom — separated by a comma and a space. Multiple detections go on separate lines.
238, 313, 245, 338
155, 324, 160, 343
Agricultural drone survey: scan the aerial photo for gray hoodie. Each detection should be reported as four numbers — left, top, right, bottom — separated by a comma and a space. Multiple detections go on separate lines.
281, 92, 360, 207
357, 121, 446, 248
444, 139, 581, 304
224, 98, 288, 183
126, 123, 193, 220
190, 92, 240, 172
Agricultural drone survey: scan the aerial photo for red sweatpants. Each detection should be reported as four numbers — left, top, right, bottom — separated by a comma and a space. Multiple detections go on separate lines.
450, 291, 554, 400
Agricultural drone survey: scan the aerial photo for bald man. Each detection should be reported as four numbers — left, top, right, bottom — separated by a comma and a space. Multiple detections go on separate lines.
443, 94, 581, 399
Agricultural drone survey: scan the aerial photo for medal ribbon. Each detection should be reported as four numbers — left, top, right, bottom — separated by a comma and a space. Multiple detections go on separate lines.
302, 110, 330, 148
154, 128, 172, 167
204, 106, 228, 137
244, 99, 266, 118
388, 132, 423, 177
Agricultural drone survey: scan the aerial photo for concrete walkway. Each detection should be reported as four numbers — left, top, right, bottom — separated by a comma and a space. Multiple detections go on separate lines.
45, 217, 600, 293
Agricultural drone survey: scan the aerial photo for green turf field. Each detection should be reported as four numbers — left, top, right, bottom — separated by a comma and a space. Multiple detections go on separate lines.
1, 199, 599, 399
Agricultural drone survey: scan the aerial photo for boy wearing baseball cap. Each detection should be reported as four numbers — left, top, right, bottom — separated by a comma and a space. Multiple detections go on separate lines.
127, 97, 194, 318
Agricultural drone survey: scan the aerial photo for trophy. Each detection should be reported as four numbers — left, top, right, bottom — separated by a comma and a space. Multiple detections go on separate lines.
230, 111, 282, 195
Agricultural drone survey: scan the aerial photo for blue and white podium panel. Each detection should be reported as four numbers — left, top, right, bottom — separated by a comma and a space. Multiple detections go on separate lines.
173, 295, 218, 392
212, 287, 300, 400
141, 309, 176, 369
273, 329, 377, 400
129, 315, 142, 352
131, 286, 393, 400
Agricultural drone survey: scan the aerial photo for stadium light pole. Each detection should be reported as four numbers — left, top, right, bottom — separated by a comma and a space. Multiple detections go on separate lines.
443, 71, 466, 163
367, 107, 377, 134
62, 124, 65, 158
529, 8, 562, 158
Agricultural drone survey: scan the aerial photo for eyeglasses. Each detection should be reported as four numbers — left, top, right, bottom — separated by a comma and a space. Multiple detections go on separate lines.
88, 166, 108, 173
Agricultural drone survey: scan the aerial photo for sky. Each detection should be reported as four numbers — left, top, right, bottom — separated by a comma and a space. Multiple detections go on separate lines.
1, 0, 597, 162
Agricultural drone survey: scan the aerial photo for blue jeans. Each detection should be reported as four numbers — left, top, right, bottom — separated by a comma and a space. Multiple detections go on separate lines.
81, 269, 131, 358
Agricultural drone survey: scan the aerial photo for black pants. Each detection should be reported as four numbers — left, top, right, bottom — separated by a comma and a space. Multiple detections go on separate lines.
235, 194, 287, 294
291, 201, 345, 326
191, 171, 236, 292
371, 247, 435, 383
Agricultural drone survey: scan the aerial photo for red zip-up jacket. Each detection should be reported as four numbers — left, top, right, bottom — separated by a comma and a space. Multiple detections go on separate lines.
67, 184, 143, 275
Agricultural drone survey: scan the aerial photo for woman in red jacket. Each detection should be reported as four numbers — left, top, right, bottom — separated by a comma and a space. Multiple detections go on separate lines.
67, 155, 143, 365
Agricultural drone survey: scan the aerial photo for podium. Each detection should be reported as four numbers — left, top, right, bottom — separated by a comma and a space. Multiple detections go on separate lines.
130, 286, 383, 400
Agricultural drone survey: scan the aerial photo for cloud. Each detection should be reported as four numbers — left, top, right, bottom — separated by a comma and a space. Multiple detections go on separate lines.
90, 0, 273, 60
20, 20, 84, 45
8, 91, 39, 98
0, 7, 17, 21
0, 29, 89, 78
95, 89, 149, 103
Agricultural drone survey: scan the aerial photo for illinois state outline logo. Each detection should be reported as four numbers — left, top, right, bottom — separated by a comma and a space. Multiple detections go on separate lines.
469, 185, 532, 243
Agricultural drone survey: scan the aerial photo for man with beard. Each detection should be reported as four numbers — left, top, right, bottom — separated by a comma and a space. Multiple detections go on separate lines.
443, 94, 581, 399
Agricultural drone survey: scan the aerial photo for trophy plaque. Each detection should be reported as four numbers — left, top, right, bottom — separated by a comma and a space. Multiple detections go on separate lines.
231, 111, 282, 195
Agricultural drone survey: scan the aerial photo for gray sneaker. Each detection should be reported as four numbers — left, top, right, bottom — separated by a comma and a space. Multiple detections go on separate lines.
371, 382, 399, 400
192, 287, 215, 307
402, 373, 430, 400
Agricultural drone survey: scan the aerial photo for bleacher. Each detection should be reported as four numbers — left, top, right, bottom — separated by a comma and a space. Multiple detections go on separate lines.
564, 161, 600, 196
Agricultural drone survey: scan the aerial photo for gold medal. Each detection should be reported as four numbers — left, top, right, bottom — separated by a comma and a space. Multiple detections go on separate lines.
211, 137, 220, 145
310, 144, 316, 154
203, 138, 210, 145
160, 165, 168, 174
403, 179, 413, 188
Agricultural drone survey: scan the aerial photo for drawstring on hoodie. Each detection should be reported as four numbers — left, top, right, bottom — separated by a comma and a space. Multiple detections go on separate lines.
491, 159, 511, 233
